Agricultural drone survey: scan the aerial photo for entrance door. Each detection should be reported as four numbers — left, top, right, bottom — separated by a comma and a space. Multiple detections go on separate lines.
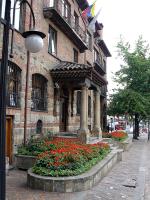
6, 116, 13, 164
59, 89, 69, 132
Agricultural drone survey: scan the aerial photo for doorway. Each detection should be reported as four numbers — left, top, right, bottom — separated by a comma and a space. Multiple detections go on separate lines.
6, 116, 13, 164
59, 88, 69, 132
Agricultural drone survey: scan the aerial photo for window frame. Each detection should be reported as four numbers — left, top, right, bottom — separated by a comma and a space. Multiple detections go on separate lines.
6, 61, 22, 108
48, 25, 57, 56
1, 0, 25, 32
31, 74, 48, 112
94, 48, 99, 62
73, 48, 78, 63
73, 11, 79, 33
86, 31, 92, 50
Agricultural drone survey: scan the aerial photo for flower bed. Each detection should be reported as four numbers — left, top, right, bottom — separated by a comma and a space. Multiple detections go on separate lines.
16, 136, 110, 174
32, 138, 110, 177
111, 131, 128, 141
102, 131, 128, 142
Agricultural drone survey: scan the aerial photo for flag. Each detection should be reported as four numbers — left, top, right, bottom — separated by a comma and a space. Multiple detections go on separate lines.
82, 0, 97, 19
88, 8, 101, 32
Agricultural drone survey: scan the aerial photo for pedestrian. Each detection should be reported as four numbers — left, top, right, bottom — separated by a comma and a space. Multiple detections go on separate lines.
107, 125, 109, 133
148, 131, 150, 141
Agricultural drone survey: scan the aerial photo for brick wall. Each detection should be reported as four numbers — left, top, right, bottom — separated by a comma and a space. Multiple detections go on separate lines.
0, 0, 108, 154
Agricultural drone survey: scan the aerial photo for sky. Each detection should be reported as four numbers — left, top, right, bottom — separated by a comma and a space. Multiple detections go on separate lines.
88, 0, 150, 95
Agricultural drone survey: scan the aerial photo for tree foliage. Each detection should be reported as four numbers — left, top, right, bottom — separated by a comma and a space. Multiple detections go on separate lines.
108, 36, 150, 137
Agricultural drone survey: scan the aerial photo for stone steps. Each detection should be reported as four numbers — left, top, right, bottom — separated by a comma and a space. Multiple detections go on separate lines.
54, 132, 78, 138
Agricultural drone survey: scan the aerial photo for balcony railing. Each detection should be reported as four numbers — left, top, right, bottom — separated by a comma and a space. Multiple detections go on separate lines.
43, 0, 88, 52
94, 57, 106, 75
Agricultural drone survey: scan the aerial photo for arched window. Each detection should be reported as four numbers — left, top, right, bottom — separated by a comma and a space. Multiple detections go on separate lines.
36, 120, 43, 134
7, 61, 21, 107
76, 91, 81, 115
31, 74, 48, 111
88, 96, 91, 117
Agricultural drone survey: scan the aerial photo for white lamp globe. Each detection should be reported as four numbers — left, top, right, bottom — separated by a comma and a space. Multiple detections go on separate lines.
22, 30, 46, 53
25, 34, 43, 53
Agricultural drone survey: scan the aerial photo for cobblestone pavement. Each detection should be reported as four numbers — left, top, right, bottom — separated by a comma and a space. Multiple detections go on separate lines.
6, 134, 150, 200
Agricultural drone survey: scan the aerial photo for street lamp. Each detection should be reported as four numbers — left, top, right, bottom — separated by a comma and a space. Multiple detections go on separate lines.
0, 0, 46, 199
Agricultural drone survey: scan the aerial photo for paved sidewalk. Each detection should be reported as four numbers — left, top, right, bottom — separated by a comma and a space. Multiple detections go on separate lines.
6, 134, 150, 200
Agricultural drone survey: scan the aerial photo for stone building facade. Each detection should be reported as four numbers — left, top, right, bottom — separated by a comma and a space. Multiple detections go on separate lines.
0, 0, 111, 164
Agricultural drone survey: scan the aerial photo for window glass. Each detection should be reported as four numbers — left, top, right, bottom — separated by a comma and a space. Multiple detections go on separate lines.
73, 12, 79, 32
49, 0, 54, 7
1, 0, 25, 31
48, 26, 57, 55
88, 96, 91, 117
31, 74, 48, 111
73, 48, 78, 63
86, 32, 92, 50
7, 61, 21, 107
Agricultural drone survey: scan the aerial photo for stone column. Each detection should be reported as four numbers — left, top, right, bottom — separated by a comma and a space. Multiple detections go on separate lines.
67, 88, 72, 131
78, 85, 89, 143
92, 89, 102, 139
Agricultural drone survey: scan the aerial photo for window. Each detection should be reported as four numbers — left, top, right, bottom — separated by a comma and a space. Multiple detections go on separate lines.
73, 12, 79, 32
49, 0, 54, 7
7, 61, 21, 107
36, 120, 43, 134
48, 26, 57, 55
94, 48, 99, 62
103, 59, 106, 71
76, 91, 81, 115
31, 74, 48, 111
88, 96, 91, 117
86, 32, 92, 50
61, 0, 71, 24
1, 0, 25, 31
73, 48, 78, 63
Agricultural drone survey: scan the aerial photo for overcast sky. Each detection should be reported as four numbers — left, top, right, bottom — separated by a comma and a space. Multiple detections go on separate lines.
88, 0, 150, 95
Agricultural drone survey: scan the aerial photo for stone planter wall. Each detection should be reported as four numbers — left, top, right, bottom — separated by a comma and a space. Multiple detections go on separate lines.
15, 155, 36, 170
27, 149, 123, 192
117, 137, 133, 151
102, 136, 133, 152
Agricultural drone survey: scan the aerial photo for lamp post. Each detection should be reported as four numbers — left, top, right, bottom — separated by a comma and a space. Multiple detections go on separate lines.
0, 0, 46, 199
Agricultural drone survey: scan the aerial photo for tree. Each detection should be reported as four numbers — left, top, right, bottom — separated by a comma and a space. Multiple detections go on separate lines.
108, 36, 150, 139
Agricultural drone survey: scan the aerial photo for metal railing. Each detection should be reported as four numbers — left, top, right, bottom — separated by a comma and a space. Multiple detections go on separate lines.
43, 0, 86, 43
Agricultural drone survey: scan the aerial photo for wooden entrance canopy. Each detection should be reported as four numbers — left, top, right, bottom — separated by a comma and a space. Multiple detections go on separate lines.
50, 61, 107, 87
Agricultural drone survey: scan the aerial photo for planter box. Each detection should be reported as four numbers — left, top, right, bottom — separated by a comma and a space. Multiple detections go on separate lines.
15, 155, 36, 170
102, 137, 133, 152
27, 149, 123, 192
116, 136, 133, 151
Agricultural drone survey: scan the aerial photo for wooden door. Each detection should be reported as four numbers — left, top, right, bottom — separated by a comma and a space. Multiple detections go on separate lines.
6, 116, 13, 164
59, 97, 68, 132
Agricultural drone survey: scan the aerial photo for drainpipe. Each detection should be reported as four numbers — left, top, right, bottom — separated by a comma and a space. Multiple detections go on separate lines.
23, 0, 33, 145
